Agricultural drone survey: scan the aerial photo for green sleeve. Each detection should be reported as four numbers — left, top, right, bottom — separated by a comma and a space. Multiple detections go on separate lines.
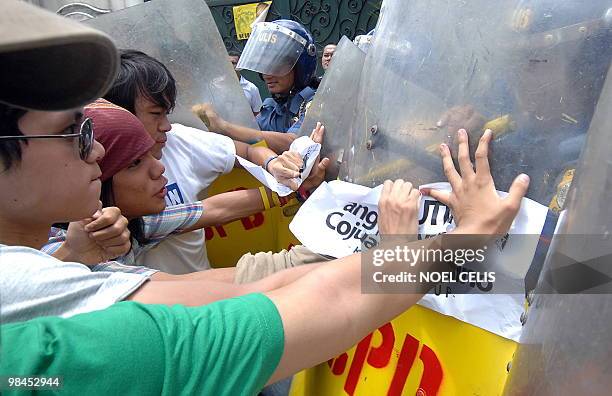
0, 293, 284, 396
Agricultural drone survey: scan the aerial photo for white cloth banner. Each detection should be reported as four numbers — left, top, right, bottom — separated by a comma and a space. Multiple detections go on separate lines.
236, 136, 321, 197
290, 180, 550, 341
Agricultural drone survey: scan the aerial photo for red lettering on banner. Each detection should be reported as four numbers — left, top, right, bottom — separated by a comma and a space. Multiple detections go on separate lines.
329, 353, 349, 375
416, 345, 443, 395
240, 213, 264, 230
205, 225, 227, 240
327, 323, 443, 395
367, 323, 395, 368
344, 333, 372, 395
388, 334, 420, 396
345, 324, 395, 395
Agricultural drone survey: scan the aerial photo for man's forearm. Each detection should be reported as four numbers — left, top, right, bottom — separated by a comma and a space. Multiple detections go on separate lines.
222, 119, 296, 153
220, 119, 264, 143
248, 262, 324, 290
151, 267, 237, 283
130, 262, 325, 307
182, 188, 294, 233
265, 236, 448, 382
260, 131, 297, 153
245, 144, 279, 167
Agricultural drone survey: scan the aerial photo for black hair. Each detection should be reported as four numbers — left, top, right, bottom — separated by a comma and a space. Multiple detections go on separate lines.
104, 50, 177, 114
101, 178, 148, 246
0, 103, 28, 171
227, 49, 242, 58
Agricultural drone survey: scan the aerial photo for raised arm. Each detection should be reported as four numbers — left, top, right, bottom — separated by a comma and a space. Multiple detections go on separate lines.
193, 103, 297, 153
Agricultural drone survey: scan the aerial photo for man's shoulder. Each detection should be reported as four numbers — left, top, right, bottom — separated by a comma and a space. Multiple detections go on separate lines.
1, 245, 73, 267
0, 245, 94, 285
169, 123, 206, 138
299, 86, 316, 101
168, 124, 234, 151
261, 97, 277, 108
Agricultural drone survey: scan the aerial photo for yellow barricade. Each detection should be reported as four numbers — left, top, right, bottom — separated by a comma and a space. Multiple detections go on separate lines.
290, 305, 516, 396
206, 167, 300, 268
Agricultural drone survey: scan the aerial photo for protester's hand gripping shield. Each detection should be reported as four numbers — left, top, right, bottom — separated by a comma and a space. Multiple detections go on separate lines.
237, 22, 310, 77
86, 0, 259, 131
343, 0, 611, 206
296, 36, 366, 181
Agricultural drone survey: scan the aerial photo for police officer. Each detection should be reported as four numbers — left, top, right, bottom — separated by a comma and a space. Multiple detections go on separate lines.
193, 19, 318, 153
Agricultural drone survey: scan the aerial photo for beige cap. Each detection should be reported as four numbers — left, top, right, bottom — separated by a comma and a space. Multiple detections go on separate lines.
0, 0, 118, 110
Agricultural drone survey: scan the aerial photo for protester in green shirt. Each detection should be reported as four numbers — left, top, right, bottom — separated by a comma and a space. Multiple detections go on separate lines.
1, 294, 283, 395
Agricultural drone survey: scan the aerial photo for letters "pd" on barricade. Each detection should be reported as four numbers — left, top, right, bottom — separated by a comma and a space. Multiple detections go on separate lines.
327, 323, 443, 395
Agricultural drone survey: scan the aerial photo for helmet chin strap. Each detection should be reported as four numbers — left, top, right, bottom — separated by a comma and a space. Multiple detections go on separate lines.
271, 82, 299, 104
271, 90, 293, 104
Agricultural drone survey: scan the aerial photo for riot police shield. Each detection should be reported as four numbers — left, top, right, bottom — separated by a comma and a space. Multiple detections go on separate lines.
86, 0, 259, 130
504, 65, 612, 395
353, 28, 375, 54
343, 0, 611, 205
296, 36, 366, 181
33, 1, 144, 21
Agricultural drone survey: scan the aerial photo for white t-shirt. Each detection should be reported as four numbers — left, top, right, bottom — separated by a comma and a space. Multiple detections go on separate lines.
240, 76, 263, 113
0, 245, 155, 324
136, 123, 236, 274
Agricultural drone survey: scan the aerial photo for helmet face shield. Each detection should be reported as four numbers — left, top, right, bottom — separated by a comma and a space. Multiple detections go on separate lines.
237, 22, 309, 76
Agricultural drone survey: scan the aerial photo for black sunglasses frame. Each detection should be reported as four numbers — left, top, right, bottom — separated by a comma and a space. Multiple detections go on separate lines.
0, 118, 94, 160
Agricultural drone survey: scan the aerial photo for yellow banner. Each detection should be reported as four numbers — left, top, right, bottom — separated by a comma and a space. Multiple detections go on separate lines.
290, 305, 516, 395
205, 168, 300, 268
233, 2, 272, 41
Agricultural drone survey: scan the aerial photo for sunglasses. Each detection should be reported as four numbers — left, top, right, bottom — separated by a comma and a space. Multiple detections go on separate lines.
0, 117, 94, 160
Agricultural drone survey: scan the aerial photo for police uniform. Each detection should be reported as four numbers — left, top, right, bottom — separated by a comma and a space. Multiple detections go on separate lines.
256, 86, 315, 133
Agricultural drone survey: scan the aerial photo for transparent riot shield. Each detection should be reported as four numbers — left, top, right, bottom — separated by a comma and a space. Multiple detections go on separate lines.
343, 0, 612, 206
33, 1, 144, 20
503, 65, 612, 395
296, 36, 366, 181
86, 0, 259, 131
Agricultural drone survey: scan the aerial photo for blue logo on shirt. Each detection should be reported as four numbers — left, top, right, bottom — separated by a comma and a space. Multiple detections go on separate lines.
165, 183, 185, 206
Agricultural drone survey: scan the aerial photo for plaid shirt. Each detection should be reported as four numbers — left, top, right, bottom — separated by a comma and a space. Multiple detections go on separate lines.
42, 202, 204, 266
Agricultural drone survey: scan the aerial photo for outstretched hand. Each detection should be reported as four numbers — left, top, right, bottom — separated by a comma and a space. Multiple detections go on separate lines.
421, 128, 530, 236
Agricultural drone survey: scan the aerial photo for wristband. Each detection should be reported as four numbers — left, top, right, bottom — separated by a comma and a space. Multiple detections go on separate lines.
263, 155, 278, 173
271, 192, 282, 207
296, 186, 311, 203
259, 186, 271, 210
